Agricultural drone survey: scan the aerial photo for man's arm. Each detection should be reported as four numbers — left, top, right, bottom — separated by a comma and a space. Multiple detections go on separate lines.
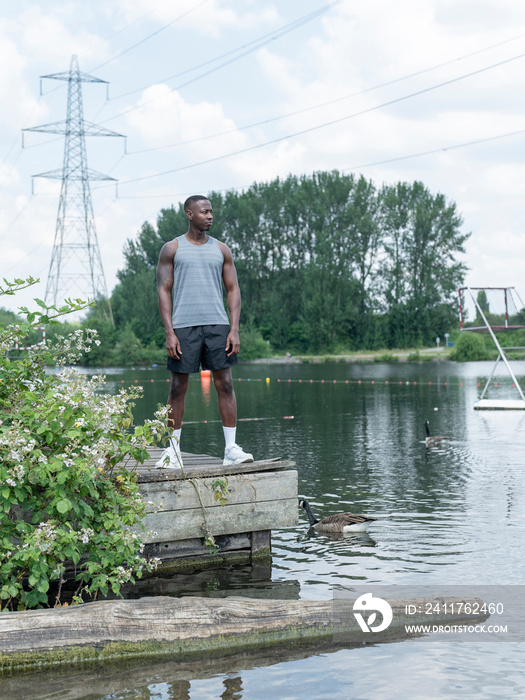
157, 240, 181, 359
219, 242, 241, 357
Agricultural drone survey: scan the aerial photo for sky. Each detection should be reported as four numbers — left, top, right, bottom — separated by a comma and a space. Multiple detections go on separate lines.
1, 0, 525, 317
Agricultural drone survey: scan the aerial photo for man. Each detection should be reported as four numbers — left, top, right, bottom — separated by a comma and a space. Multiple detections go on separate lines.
155, 195, 253, 469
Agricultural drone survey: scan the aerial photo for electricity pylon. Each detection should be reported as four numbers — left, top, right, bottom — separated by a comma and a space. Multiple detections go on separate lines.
24, 55, 124, 322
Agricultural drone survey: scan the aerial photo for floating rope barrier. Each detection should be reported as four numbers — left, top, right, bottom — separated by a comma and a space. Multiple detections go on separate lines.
110, 376, 521, 388
181, 415, 295, 425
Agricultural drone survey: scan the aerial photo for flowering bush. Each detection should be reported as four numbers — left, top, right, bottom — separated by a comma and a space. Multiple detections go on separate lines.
0, 279, 170, 609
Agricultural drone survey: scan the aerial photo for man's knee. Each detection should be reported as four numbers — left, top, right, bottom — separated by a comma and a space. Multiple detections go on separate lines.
169, 373, 189, 401
213, 368, 234, 395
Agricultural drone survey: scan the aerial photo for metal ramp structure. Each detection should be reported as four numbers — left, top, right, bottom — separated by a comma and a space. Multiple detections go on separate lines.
458, 287, 525, 410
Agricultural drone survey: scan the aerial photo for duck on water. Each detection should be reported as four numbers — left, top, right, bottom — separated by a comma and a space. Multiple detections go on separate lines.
424, 420, 450, 447
299, 499, 376, 533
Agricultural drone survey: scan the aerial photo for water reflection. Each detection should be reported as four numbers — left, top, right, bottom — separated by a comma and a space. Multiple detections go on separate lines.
200, 372, 211, 406
116, 564, 301, 601
301, 528, 377, 546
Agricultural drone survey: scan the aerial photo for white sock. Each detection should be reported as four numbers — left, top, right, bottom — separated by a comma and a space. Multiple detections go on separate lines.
170, 428, 182, 451
223, 426, 236, 450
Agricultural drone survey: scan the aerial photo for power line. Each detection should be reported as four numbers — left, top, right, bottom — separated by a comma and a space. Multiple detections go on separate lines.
108, 50, 525, 187
39, 0, 212, 99
89, 0, 211, 73
109, 182, 253, 199
344, 127, 525, 171
126, 32, 525, 156
98, 0, 344, 124
81, 2, 192, 65
114, 0, 344, 100
98, 127, 525, 201
0, 196, 36, 244
85, 126, 525, 202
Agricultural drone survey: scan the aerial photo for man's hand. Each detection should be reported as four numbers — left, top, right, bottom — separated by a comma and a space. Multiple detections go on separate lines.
225, 329, 240, 357
166, 330, 182, 359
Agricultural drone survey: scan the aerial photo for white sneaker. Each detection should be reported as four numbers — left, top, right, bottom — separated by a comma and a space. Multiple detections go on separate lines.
155, 440, 183, 469
223, 444, 254, 465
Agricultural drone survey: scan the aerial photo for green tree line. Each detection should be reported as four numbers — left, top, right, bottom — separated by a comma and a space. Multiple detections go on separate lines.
3, 170, 470, 363
111, 171, 469, 355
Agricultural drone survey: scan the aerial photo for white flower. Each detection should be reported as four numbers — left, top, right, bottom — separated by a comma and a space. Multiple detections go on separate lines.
79, 527, 94, 544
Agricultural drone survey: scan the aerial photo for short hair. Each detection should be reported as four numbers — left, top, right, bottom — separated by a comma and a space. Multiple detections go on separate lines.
183, 194, 210, 212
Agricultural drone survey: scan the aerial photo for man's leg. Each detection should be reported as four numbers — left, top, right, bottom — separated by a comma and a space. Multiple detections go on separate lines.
156, 372, 189, 469
213, 368, 253, 464
168, 371, 190, 429
212, 367, 236, 427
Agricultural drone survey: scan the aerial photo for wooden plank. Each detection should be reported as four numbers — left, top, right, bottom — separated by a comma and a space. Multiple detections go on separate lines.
141, 498, 298, 543
139, 470, 298, 513
0, 596, 490, 672
251, 530, 271, 554
135, 455, 295, 482
143, 532, 252, 560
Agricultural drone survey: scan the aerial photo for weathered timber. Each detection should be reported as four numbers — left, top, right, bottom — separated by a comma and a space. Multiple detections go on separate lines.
133, 454, 297, 566
251, 530, 271, 555
0, 595, 489, 673
143, 499, 295, 543
144, 532, 252, 561
135, 453, 295, 481
140, 469, 297, 512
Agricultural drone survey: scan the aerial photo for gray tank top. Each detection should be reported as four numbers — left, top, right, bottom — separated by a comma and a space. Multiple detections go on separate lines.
171, 234, 229, 328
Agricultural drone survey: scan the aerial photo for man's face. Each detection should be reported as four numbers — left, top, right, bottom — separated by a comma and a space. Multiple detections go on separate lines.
188, 200, 213, 231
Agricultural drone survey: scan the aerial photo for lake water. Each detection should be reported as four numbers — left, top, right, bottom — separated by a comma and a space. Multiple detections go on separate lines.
3, 359, 525, 699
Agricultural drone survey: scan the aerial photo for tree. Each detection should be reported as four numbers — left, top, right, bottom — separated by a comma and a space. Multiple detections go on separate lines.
451, 332, 489, 361
379, 181, 469, 347
477, 290, 490, 314
109, 172, 470, 355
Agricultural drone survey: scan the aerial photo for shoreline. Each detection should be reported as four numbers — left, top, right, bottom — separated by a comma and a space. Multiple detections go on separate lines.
244, 348, 451, 364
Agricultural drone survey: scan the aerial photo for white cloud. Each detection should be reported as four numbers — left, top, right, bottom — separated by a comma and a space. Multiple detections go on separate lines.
18, 7, 109, 68
126, 84, 244, 149
0, 22, 47, 131
118, 0, 279, 36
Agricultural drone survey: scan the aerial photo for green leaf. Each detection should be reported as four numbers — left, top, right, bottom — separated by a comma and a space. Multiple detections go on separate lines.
37, 579, 50, 594
71, 551, 81, 565
56, 498, 72, 514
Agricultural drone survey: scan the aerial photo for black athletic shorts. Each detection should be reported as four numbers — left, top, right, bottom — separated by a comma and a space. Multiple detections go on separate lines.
166, 325, 238, 374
